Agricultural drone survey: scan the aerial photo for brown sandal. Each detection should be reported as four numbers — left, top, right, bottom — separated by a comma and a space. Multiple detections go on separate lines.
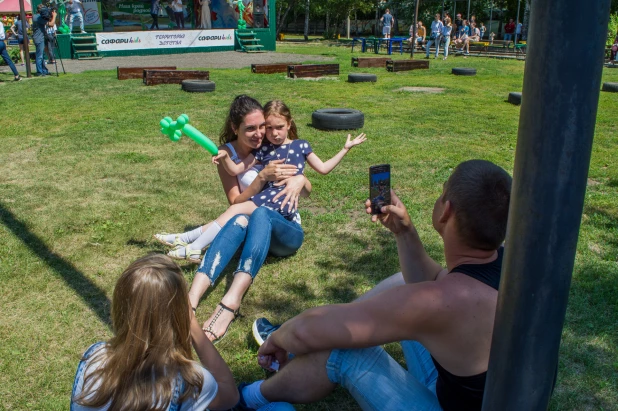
202, 302, 239, 344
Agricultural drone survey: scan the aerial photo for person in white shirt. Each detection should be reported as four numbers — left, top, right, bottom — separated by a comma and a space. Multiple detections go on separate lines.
425, 13, 444, 59
172, 0, 185, 29
464, 22, 480, 56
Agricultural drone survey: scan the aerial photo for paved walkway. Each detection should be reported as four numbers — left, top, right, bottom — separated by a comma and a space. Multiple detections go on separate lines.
1, 51, 334, 76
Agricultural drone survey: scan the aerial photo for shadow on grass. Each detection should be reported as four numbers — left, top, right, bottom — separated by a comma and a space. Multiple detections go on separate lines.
0, 202, 111, 327
553, 259, 618, 410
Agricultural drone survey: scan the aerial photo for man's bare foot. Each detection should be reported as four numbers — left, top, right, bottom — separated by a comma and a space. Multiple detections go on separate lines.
202, 302, 239, 343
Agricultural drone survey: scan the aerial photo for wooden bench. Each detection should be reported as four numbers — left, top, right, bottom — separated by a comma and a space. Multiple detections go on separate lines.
386, 60, 429, 72
351, 57, 391, 68
117, 66, 177, 80
287, 64, 340, 79
143, 70, 210, 86
251, 63, 301, 74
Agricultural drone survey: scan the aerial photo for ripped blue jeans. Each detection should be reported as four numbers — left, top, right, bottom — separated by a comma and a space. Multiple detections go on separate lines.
197, 207, 304, 284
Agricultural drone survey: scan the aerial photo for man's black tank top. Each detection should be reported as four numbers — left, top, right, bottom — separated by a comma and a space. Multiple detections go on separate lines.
431, 247, 504, 411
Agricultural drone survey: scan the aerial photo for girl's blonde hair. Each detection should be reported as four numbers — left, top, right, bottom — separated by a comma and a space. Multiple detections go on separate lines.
263, 100, 298, 140
445, 17, 451, 25
73, 254, 204, 411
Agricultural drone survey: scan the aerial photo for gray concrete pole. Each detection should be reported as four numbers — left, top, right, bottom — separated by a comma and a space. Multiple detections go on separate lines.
481, 0, 611, 409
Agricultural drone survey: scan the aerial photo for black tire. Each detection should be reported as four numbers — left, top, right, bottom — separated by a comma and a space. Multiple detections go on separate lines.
312, 108, 364, 130
508, 92, 522, 105
348, 73, 377, 83
601, 82, 618, 92
181, 80, 216, 92
452, 67, 477, 76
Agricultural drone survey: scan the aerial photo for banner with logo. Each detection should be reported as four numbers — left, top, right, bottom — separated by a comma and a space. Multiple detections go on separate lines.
96, 29, 234, 51
83, 0, 103, 31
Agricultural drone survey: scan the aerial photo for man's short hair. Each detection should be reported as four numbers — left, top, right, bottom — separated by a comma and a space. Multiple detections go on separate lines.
443, 160, 512, 250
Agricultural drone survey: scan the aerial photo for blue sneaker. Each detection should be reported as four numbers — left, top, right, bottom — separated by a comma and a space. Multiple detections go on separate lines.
252, 317, 280, 346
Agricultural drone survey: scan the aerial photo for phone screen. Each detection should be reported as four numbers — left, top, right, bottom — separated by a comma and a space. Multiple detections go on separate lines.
369, 164, 391, 214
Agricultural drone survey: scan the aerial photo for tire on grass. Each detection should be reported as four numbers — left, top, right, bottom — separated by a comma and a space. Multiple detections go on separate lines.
348, 73, 378, 83
311, 108, 364, 130
452, 67, 477, 76
181, 80, 216, 92
508, 92, 522, 105
601, 82, 618, 92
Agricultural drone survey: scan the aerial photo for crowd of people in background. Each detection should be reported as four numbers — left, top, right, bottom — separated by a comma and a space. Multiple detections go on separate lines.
408, 13, 522, 60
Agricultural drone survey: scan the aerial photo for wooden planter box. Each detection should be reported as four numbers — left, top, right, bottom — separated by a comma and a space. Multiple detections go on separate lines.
287, 64, 340, 78
118, 66, 176, 80
386, 60, 429, 72
351, 57, 391, 68
143, 70, 210, 86
251, 63, 301, 74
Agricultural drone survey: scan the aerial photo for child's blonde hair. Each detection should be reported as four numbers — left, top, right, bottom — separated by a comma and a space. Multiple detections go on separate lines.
263, 100, 298, 140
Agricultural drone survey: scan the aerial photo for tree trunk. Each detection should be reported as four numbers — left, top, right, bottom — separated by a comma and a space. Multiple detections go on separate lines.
354, 10, 358, 36
276, 0, 296, 38
303, 0, 310, 40
325, 11, 330, 37
293, 9, 298, 34
374, 3, 379, 36
522, 0, 531, 40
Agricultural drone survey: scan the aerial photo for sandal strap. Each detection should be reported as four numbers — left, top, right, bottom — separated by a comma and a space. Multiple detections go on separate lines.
173, 236, 188, 247
218, 302, 239, 317
186, 247, 202, 257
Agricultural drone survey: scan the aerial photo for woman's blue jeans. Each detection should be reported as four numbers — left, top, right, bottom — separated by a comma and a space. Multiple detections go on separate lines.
197, 207, 304, 284
0, 41, 19, 76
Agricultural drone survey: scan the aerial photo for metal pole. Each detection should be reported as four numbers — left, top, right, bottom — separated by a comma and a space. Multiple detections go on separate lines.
467, 0, 470, 20
481, 0, 611, 409
442, 0, 445, 19
515, 0, 521, 43
18, 0, 31, 78
410, 0, 419, 59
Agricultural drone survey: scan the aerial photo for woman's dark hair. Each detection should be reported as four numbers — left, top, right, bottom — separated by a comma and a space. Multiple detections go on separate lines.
219, 95, 263, 145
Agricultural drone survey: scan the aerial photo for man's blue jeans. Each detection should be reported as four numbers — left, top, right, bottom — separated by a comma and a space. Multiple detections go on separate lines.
197, 207, 304, 284
69, 12, 85, 32
34, 40, 48, 75
326, 341, 443, 411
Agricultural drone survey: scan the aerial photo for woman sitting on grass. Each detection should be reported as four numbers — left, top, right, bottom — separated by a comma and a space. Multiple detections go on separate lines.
70, 254, 239, 411
159, 97, 366, 343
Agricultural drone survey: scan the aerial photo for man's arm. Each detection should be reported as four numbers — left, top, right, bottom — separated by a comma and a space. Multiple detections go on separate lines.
261, 282, 446, 356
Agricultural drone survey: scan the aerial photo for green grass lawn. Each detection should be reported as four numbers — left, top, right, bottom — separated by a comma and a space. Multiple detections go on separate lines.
0, 43, 617, 410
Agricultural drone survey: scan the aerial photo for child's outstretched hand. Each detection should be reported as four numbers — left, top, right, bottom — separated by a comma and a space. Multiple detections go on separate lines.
344, 133, 367, 150
212, 150, 228, 165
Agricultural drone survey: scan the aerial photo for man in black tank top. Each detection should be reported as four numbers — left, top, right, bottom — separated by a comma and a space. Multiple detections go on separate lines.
239, 160, 512, 411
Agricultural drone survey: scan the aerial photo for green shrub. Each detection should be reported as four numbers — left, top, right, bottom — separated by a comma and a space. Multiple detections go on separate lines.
608, 13, 618, 46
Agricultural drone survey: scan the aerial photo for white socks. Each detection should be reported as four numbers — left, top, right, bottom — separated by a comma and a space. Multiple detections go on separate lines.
180, 226, 206, 244
241, 381, 269, 409
189, 221, 221, 251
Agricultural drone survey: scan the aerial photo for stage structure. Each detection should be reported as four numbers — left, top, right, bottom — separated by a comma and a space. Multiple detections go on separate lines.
31, 0, 276, 58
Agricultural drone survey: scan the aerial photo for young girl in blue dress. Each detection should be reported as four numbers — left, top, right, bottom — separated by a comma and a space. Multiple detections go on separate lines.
157, 100, 366, 263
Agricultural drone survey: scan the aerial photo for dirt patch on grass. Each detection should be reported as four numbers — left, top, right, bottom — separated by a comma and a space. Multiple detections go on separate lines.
396, 87, 445, 93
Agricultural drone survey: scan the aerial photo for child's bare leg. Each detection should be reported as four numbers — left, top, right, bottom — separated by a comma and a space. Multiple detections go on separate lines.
214, 202, 258, 228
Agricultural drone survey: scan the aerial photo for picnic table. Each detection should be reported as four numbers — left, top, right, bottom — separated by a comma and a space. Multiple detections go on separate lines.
376, 37, 405, 55
352, 37, 380, 53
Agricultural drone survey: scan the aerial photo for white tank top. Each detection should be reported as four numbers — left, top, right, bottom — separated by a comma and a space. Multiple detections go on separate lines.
225, 143, 263, 192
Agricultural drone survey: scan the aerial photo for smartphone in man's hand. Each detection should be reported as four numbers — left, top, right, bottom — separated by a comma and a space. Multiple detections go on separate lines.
369, 164, 391, 214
